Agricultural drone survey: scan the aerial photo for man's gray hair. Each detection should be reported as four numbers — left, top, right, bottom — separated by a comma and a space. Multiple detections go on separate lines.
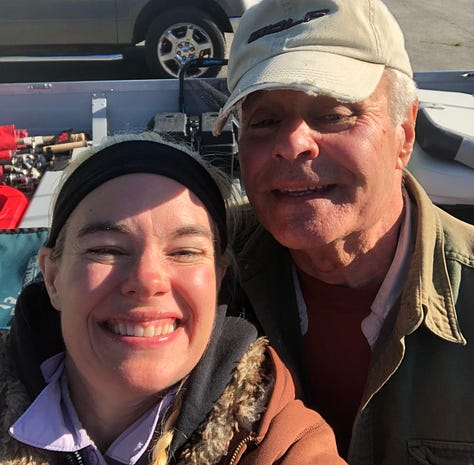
236, 67, 417, 131
385, 68, 418, 124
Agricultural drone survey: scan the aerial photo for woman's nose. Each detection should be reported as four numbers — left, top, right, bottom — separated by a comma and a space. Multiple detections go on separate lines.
272, 118, 320, 161
121, 253, 170, 298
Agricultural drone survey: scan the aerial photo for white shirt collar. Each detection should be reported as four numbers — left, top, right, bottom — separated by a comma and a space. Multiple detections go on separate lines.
294, 191, 415, 348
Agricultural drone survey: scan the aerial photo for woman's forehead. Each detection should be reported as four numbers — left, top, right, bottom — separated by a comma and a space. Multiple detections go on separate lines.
67, 173, 211, 227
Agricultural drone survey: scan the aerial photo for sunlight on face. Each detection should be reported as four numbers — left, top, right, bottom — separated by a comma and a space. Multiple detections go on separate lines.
41, 173, 222, 408
238, 74, 412, 252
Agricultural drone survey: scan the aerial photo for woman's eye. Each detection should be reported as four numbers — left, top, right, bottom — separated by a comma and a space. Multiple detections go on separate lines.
169, 248, 209, 263
87, 247, 124, 257
171, 249, 201, 257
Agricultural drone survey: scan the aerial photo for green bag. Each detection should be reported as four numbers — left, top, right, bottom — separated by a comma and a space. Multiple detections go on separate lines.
0, 228, 49, 329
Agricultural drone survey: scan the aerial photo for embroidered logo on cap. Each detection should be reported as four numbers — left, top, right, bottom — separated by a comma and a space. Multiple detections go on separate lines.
248, 9, 330, 44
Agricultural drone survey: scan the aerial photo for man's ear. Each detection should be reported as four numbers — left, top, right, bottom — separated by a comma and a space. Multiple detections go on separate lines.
38, 247, 61, 310
397, 98, 419, 169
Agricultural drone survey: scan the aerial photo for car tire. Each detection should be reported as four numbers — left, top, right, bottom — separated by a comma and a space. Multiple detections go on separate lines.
145, 8, 226, 79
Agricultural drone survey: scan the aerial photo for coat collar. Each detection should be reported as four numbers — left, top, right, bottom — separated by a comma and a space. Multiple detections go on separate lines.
401, 171, 466, 345
239, 172, 467, 346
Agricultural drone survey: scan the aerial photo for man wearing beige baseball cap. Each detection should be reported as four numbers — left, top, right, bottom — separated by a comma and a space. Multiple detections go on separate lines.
215, 0, 474, 463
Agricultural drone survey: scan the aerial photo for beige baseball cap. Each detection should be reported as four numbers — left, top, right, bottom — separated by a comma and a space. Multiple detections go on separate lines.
214, 0, 412, 134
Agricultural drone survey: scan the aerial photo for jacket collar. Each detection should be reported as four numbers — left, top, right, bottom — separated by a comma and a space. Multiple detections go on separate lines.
170, 309, 258, 456
360, 172, 468, 414
238, 228, 305, 376
239, 172, 467, 347
401, 171, 466, 345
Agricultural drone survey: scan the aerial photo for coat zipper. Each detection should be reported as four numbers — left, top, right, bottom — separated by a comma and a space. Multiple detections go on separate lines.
228, 432, 257, 465
293, 424, 321, 442
227, 424, 323, 464
64, 450, 85, 465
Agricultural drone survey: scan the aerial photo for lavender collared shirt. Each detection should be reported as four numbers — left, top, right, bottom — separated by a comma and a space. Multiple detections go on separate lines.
9, 352, 176, 465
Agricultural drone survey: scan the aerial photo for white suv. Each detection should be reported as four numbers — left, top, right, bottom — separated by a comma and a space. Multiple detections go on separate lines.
0, 0, 259, 79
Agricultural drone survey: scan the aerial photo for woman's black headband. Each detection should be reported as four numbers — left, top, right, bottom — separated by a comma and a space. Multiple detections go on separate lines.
46, 140, 228, 253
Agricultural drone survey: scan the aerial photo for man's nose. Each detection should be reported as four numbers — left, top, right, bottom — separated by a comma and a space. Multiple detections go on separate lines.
272, 118, 320, 161
121, 253, 170, 298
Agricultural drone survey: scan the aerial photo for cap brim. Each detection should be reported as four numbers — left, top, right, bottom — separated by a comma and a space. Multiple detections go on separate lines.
213, 50, 385, 135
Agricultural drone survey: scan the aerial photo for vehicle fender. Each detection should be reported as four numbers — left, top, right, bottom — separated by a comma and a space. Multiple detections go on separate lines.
130, 0, 231, 44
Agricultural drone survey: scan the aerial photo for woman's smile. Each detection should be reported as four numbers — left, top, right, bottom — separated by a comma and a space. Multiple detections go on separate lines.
105, 318, 179, 338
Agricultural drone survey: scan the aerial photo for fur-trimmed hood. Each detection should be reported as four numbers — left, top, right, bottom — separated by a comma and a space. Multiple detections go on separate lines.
1, 282, 345, 465
0, 332, 345, 465
0, 330, 53, 464
0, 331, 273, 465
175, 337, 273, 464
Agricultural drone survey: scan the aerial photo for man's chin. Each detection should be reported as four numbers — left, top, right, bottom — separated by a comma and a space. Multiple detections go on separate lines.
268, 224, 337, 252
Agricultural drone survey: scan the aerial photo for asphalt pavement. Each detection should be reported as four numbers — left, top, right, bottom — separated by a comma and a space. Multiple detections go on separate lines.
223, 1, 474, 72
382, 0, 473, 71
0, 0, 472, 83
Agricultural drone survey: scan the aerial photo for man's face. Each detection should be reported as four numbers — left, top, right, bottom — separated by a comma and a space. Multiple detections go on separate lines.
238, 74, 416, 252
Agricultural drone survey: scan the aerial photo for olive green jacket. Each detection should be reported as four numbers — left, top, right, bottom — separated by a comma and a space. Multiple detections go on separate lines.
237, 171, 474, 465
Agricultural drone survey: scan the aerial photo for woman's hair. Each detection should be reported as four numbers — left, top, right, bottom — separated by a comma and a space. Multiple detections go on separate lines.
150, 386, 186, 465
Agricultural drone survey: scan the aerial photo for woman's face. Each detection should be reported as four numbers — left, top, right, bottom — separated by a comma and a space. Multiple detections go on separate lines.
40, 173, 222, 405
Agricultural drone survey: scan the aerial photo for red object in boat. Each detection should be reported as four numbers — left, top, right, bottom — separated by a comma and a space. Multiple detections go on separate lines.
0, 125, 17, 151
0, 150, 13, 161
0, 125, 28, 160
0, 185, 29, 229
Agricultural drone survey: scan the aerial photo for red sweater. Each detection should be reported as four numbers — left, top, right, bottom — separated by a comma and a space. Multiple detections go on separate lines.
298, 269, 378, 458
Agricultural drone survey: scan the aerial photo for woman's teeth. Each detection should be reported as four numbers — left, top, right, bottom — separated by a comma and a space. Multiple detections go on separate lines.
108, 321, 177, 337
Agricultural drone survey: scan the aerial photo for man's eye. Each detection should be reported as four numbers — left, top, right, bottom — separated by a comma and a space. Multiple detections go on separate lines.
313, 113, 357, 131
247, 117, 280, 129
319, 113, 353, 122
